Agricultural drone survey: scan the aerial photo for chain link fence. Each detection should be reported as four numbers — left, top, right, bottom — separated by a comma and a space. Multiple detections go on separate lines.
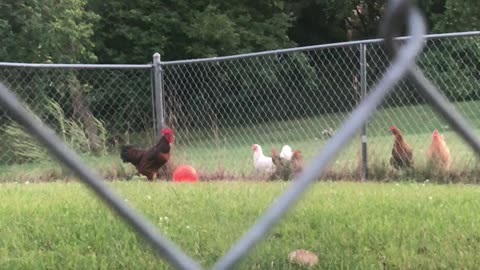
0, 65, 154, 181
0, 32, 479, 182
163, 31, 480, 181
1, 0, 480, 268
367, 34, 480, 181
163, 45, 362, 179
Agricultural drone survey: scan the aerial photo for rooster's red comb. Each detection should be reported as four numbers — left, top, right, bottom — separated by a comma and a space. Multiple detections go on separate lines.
161, 128, 174, 135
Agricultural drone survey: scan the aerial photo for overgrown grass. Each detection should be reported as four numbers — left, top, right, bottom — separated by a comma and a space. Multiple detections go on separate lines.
0, 154, 139, 183
1, 181, 480, 269
2, 100, 480, 183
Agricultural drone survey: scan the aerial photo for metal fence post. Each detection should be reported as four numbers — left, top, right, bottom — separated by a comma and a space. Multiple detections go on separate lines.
360, 43, 368, 181
152, 53, 164, 137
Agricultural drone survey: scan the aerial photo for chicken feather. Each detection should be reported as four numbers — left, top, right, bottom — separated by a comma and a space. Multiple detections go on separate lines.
427, 129, 451, 172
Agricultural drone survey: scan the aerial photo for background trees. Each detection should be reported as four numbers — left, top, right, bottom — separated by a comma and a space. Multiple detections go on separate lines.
0, 0, 98, 63
0, 0, 478, 136
1, 0, 477, 63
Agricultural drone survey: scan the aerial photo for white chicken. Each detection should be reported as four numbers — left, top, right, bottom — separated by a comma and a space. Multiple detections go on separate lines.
322, 127, 334, 138
279, 145, 293, 160
252, 144, 276, 175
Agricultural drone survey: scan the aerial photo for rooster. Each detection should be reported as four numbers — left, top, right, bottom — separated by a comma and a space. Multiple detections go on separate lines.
252, 144, 275, 175
389, 126, 414, 170
427, 130, 451, 172
120, 128, 175, 181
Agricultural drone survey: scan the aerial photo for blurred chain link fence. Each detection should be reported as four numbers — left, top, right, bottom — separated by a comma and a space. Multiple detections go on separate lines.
1, 0, 480, 268
0, 65, 154, 179
367, 33, 480, 180
163, 31, 480, 181
0, 31, 479, 182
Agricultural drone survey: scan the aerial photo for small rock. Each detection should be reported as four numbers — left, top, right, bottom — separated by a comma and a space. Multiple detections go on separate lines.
288, 249, 318, 267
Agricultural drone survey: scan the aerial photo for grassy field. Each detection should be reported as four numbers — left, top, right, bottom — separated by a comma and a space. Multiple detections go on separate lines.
1, 100, 480, 183
1, 181, 480, 269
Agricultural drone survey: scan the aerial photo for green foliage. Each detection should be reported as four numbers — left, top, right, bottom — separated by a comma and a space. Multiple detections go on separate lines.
288, 0, 343, 45
90, 0, 293, 63
419, 38, 480, 101
433, 0, 480, 33
184, 5, 241, 57
0, 0, 475, 65
94, 117, 109, 155
4, 99, 109, 162
0, 0, 99, 63
4, 123, 50, 163
164, 51, 326, 128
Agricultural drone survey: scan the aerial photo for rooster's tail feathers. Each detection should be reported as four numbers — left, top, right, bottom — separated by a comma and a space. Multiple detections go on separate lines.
120, 145, 143, 164
120, 145, 132, 162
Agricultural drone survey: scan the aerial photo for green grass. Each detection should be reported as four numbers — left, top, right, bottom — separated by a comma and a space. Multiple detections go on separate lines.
1, 181, 480, 269
2, 99, 480, 182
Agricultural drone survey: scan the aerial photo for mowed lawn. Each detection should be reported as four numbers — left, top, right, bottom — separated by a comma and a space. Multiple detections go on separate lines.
1, 181, 480, 269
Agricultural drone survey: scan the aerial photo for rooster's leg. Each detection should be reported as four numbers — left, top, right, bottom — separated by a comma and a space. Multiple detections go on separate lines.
146, 172, 157, 182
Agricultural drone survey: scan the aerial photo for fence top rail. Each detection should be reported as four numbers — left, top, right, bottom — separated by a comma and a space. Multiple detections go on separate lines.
0, 31, 478, 69
0, 62, 152, 69
161, 31, 480, 66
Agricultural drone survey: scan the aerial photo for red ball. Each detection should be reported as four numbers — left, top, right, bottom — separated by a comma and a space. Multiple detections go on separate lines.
173, 165, 199, 183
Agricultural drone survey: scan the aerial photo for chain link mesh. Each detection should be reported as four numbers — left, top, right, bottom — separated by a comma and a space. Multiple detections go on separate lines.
0, 4, 479, 267
163, 33, 480, 181
0, 33, 479, 182
367, 35, 480, 181
0, 66, 153, 181
163, 46, 362, 179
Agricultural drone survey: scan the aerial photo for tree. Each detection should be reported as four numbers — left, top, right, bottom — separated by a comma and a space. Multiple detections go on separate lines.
286, 0, 447, 46
0, 0, 99, 63
287, 0, 348, 45
427, 0, 480, 103
432, 0, 479, 33
183, 4, 293, 58
90, 0, 293, 63
0, 0, 103, 153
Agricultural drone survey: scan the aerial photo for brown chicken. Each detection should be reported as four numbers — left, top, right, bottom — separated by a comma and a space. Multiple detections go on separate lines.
427, 129, 451, 171
120, 128, 175, 181
390, 126, 414, 170
291, 150, 303, 175
271, 148, 303, 180
271, 148, 281, 167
